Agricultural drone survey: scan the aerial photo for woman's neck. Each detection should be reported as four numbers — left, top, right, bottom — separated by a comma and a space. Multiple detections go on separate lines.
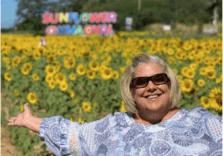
132, 106, 181, 125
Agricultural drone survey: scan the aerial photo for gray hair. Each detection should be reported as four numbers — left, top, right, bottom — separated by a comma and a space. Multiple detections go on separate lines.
120, 53, 181, 114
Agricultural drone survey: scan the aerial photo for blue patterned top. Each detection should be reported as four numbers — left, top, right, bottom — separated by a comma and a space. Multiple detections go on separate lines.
39, 107, 222, 156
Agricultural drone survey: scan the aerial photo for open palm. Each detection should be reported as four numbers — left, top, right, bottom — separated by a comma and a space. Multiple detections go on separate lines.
8, 103, 33, 128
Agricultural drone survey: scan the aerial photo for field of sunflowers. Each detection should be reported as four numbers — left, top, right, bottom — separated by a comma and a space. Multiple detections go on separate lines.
1, 32, 222, 155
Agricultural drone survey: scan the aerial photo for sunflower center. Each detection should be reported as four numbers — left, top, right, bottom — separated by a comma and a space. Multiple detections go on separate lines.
105, 69, 110, 75
49, 68, 53, 73
207, 72, 213, 77
31, 95, 36, 100
185, 83, 191, 88
216, 94, 222, 105
92, 63, 97, 68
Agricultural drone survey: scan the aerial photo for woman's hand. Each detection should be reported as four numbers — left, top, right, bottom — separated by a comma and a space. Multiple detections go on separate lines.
8, 103, 33, 128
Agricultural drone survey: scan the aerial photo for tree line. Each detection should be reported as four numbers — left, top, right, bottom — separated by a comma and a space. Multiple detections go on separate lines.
8, 0, 222, 35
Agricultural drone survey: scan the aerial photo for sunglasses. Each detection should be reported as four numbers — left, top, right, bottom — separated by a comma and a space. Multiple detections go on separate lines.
131, 73, 170, 88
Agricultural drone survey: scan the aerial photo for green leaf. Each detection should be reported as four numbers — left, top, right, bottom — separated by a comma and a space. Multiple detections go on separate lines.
2, 98, 7, 107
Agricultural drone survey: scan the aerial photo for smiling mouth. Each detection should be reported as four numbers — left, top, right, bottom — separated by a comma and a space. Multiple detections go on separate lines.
145, 94, 162, 99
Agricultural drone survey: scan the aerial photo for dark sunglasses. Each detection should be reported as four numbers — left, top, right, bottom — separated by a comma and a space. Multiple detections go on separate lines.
131, 73, 170, 88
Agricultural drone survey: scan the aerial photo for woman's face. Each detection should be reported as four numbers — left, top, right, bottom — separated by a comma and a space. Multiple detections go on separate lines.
131, 62, 171, 114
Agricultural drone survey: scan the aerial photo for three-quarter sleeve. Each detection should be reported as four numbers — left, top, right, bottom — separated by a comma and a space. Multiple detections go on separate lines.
39, 116, 83, 156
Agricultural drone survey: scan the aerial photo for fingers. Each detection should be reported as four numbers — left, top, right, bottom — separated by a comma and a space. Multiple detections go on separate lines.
8, 117, 16, 125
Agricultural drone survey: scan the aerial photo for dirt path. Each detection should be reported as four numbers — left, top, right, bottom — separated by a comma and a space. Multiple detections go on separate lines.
1, 126, 24, 156
1, 90, 24, 156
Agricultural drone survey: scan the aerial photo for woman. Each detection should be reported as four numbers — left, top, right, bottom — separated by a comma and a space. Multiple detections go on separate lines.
38, 36, 47, 47
8, 53, 222, 156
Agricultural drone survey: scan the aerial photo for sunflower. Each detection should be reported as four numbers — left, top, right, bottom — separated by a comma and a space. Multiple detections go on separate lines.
101, 61, 109, 67
217, 57, 222, 65
68, 90, 75, 98
175, 51, 182, 60
47, 55, 57, 63
59, 81, 68, 91
173, 69, 178, 74
45, 75, 54, 83
54, 61, 61, 72
209, 88, 222, 111
167, 48, 175, 55
100, 67, 112, 80
215, 77, 222, 84
20, 104, 24, 112
195, 57, 203, 64
6, 65, 11, 70
89, 60, 99, 71
189, 63, 198, 70
120, 101, 127, 112
45, 65, 56, 76
70, 117, 74, 122
177, 75, 183, 82
27, 92, 38, 104
14, 89, 20, 96
181, 79, 194, 92
3, 57, 10, 64
204, 57, 211, 65
12, 56, 21, 67
186, 69, 195, 79
112, 70, 120, 79
188, 52, 195, 60
126, 58, 131, 65
48, 81, 56, 90
55, 73, 67, 84
181, 66, 188, 77
38, 46, 46, 55
78, 117, 84, 124
4, 72, 12, 81
199, 67, 206, 76
187, 88, 198, 96
76, 64, 87, 76
23, 62, 33, 71
82, 101, 91, 113
33, 50, 41, 60
200, 96, 210, 109
120, 66, 126, 74
63, 56, 76, 69
87, 70, 96, 80
32, 73, 40, 81
197, 79, 205, 87
167, 57, 176, 65
21, 66, 29, 75
21, 55, 27, 62
206, 67, 216, 79
69, 73, 76, 81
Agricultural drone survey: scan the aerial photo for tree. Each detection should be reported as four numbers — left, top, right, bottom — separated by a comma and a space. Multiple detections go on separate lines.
14, 0, 57, 32
49, 0, 88, 13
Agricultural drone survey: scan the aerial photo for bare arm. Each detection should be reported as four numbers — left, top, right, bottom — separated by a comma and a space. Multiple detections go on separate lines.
8, 103, 43, 133
25, 116, 43, 133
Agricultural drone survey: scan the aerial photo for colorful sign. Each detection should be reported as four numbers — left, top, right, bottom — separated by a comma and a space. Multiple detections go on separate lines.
42, 12, 117, 36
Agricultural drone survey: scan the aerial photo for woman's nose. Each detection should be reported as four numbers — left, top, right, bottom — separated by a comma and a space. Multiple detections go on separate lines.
145, 80, 156, 91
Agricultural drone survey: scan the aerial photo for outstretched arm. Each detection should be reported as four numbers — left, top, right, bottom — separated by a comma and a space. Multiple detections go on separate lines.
8, 103, 42, 133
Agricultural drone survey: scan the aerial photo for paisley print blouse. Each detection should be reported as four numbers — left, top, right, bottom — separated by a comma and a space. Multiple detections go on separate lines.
39, 107, 222, 156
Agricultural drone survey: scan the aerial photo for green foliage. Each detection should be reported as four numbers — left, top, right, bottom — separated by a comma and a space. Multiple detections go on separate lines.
13, 0, 222, 33
1, 33, 222, 155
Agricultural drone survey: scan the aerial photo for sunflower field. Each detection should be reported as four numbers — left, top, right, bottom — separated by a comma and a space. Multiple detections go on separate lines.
1, 32, 222, 155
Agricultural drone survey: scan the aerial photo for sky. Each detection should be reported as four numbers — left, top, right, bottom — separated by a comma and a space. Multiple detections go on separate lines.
1, 0, 18, 29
